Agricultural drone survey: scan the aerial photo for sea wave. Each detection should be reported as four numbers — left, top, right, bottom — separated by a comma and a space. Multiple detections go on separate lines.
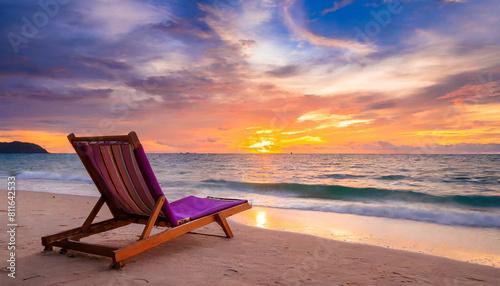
201, 179, 500, 208
376, 175, 407, 180
442, 175, 500, 185
15, 171, 92, 183
316, 173, 366, 179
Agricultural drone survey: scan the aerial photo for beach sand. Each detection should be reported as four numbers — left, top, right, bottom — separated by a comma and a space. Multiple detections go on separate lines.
0, 190, 499, 285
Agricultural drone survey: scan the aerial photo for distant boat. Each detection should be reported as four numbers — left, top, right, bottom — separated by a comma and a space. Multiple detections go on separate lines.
290, 152, 293, 154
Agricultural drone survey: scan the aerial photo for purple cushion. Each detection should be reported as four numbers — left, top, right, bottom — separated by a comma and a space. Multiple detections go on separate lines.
170, 196, 247, 222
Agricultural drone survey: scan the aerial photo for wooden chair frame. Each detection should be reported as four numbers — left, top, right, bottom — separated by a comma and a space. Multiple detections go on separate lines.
41, 132, 251, 268
42, 195, 251, 269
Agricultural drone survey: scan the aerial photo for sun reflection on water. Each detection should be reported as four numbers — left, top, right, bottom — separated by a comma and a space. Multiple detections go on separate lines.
256, 210, 267, 228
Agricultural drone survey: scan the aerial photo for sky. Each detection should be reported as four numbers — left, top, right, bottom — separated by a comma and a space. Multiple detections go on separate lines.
1, 0, 499, 153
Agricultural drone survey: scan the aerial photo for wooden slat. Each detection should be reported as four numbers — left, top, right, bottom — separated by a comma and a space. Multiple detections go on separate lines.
140, 196, 165, 240
81, 197, 105, 232
42, 219, 130, 246
70, 219, 131, 241
42, 220, 103, 246
53, 239, 119, 257
70, 135, 131, 143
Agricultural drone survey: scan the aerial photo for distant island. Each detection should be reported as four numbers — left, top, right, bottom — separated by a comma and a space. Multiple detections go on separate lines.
0, 141, 49, 153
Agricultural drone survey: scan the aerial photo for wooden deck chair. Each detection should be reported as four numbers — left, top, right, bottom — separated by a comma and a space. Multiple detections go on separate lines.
41, 132, 251, 269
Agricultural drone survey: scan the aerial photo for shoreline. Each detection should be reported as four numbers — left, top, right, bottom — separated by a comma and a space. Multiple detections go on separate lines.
232, 206, 500, 268
1, 190, 499, 285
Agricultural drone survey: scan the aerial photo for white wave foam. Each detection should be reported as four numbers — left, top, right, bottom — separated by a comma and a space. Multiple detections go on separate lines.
258, 200, 500, 228
16, 171, 92, 183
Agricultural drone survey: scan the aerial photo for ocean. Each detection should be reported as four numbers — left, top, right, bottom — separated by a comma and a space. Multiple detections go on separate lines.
1, 153, 499, 229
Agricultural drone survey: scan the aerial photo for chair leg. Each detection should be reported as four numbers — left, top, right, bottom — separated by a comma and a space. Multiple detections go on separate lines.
215, 213, 234, 238
111, 261, 125, 269
140, 196, 165, 240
